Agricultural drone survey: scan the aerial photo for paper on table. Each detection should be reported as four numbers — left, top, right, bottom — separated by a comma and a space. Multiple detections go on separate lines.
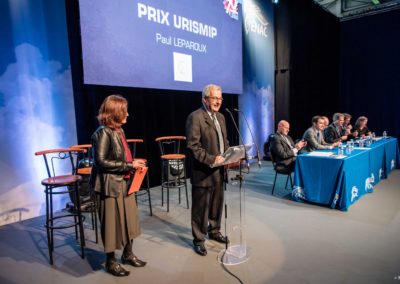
128, 167, 148, 195
332, 154, 346, 159
307, 151, 335, 157
352, 147, 370, 150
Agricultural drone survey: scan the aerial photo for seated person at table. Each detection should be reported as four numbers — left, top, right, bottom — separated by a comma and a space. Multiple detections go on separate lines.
321, 116, 329, 130
303, 116, 341, 152
343, 113, 358, 140
324, 113, 348, 143
343, 113, 352, 131
270, 120, 307, 171
352, 116, 371, 138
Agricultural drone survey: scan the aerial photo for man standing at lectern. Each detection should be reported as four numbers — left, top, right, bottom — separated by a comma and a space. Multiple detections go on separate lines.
186, 84, 229, 256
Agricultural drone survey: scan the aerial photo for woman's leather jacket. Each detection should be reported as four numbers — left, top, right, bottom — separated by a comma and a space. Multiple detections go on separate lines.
90, 126, 133, 197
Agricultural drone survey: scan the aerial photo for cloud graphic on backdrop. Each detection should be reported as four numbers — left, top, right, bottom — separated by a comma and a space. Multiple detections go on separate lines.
0, 43, 77, 225
240, 80, 274, 157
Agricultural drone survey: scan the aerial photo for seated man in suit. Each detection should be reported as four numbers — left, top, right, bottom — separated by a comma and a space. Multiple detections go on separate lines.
324, 113, 349, 143
303, 116, 341, 152
270, 120, 306, 171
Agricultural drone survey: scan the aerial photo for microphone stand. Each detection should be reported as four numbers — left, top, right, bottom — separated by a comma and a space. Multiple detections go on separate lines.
234, 108, 262, 168
225, 108, 249, 169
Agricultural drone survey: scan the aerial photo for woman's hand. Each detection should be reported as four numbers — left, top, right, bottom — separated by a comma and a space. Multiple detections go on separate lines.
132, 159, 146, 169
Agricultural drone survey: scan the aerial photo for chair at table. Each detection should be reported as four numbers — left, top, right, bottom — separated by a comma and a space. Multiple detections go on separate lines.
34, 148, 86, 264
126, 139, 152, 216
155, 136, 189, 212
69, 144, 98, 243
270, 149, 293, 196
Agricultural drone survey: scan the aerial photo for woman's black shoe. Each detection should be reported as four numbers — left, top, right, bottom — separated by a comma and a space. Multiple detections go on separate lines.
106, 261, 130, 277
121, 253, 147, 267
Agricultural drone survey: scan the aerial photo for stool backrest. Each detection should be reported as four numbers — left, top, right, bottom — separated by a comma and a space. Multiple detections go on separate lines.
155, 136, 186, 156
70, 144, 92, 159
35, 148, 85, 178
70, 144, 93, 174
126, 138, 145, 159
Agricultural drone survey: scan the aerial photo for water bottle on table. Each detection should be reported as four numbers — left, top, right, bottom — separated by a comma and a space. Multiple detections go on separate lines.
345, 144, 351, 155
383, 131, 387, 139
338, 145, 344, 156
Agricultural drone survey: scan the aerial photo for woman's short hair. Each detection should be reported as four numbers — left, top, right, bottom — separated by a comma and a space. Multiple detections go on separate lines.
355, 116, 368, 128
97, 94, 128, 128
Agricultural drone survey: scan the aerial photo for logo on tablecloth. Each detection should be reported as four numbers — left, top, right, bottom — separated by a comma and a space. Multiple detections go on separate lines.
365, 173, 374, 191
391, 159, 395, 170
351, 186, 358, 202
292, 186, 305, 200
333, 193, 339, 205
379, 168, 384, 180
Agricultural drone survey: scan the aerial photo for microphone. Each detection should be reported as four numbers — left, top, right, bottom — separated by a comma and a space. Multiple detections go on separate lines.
225, 108, 249, 168
234, 108, 262, 168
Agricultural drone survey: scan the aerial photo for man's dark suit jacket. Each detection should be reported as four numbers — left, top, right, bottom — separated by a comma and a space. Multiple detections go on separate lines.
269, 132, 296, 167
324, 123, 342, 143
186, 107, 229, 187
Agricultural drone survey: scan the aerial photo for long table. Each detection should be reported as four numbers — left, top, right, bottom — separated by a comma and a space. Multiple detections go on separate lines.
292, 137, 400, 211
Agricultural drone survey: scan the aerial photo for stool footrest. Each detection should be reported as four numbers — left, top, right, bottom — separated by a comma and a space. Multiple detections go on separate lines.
161, 180, 186, 188
45, 214, 86, 230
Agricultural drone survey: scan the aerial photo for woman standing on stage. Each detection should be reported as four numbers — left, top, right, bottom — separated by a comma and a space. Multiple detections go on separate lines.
91, 94, 146, 277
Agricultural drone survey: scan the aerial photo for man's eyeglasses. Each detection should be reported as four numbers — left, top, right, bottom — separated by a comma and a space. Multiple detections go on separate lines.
208, 96, 223, 102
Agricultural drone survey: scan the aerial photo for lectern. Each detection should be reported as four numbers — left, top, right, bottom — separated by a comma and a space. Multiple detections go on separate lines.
214, 144, 252, 265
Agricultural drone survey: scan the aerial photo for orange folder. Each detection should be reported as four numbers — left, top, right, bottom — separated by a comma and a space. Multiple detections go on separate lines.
128, 167, 148, 195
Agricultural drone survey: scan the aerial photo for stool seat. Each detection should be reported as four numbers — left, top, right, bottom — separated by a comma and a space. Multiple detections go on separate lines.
41, 174, 82, 186
161, 154, 185, 160
77, 167, 92, 175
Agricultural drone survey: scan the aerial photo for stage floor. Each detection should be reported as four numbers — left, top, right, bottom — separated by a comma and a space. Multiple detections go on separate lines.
0, 161, 399, 284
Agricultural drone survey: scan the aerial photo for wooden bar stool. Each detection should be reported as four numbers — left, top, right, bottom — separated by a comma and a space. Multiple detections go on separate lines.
70, 144, 98, 243
126, 139, 152, 216
155, 136, 189, 212
35, 148, 86, 264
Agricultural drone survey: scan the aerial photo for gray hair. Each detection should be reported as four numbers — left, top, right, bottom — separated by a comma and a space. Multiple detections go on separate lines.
332, 113, 344, 121
202, 84, 222, 98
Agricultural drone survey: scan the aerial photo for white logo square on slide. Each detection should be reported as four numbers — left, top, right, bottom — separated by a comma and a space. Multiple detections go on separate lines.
173, 52, 192, 82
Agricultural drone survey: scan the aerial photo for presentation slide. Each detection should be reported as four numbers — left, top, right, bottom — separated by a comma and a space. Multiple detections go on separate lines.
79, 0, 243, 94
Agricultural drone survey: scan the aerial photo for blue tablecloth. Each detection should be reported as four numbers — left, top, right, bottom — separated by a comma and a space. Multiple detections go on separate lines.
293, 137, 400, 211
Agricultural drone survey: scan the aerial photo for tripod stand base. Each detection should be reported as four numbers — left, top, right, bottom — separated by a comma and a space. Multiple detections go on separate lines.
217, 245, 250, 265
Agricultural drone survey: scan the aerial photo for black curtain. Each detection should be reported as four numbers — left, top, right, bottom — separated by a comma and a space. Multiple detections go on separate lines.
339, 8, 400, 140
275, 0, 399, 142
274, 1, 291, 132
275, 0, 340, 140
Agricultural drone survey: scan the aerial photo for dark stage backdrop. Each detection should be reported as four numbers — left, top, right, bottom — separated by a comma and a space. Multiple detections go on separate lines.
275, 0, 399, 142
65, 1, 239, 187
74, 87, 238, 187
339, 8, 400, 141
275, 0, 340, 140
